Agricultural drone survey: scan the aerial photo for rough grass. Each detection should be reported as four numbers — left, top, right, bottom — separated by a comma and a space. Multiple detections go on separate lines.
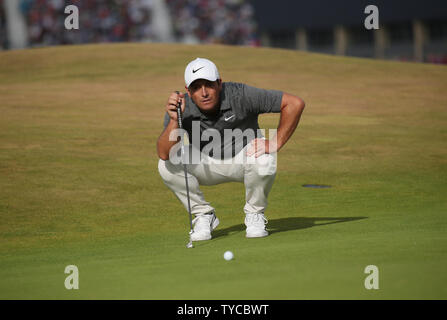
0, 43, 446, 299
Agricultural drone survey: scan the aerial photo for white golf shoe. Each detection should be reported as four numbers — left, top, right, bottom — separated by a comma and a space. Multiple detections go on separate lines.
245, 213, 269, 238
190, 212, 219, 241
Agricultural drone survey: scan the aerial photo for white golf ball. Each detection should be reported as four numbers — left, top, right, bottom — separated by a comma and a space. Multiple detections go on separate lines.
223, 251, 234, 261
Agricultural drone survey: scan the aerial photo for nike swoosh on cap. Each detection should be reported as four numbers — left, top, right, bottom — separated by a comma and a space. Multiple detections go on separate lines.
192, 66, 205, 73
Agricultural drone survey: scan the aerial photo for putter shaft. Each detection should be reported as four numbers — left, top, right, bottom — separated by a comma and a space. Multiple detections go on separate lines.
176, 91, 194, 248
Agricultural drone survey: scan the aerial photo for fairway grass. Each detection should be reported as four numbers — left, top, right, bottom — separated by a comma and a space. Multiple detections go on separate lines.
0, 43, 446, 299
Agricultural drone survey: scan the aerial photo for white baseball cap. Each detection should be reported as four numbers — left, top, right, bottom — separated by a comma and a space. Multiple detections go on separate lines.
184, 58, 220, 88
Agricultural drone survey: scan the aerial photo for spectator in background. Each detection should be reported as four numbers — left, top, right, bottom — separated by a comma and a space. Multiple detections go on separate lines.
21, 0, 154, 47
19, 0, 258, 48
166, 0, 258, 46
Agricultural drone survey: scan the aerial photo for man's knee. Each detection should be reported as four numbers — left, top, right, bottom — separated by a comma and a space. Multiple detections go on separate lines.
158, 159, 169, 181
158, 158, 195, 184
158, 158, 179, 183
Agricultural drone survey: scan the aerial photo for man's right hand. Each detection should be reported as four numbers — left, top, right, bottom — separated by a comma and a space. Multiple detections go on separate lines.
166, 91, 185, 122
158, 91, 186, 160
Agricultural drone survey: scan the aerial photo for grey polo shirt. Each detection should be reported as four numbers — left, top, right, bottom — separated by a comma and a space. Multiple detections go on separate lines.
163, 82, 283, 159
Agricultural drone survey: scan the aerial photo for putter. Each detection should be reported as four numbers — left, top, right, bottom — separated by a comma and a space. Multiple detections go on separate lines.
175, 91, 194, 248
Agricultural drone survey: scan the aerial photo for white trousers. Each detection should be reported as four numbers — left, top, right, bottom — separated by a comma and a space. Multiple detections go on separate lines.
158, 144, 277, 216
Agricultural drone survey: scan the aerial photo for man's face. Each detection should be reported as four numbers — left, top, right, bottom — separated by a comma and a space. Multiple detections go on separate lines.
186, 79, 222, 113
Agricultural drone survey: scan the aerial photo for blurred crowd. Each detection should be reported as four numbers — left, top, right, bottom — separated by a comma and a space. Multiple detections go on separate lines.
426, 54, 447, 64
166, 0, 258, 45
1, 0, 258, 48
0, 0, 6, 49
20, 0, 154, 46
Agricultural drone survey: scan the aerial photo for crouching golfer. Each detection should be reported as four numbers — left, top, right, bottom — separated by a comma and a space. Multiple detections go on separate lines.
157, 58, 305, 241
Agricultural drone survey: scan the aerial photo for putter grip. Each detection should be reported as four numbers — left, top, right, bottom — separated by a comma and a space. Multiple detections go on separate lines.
175, 91, 183, 129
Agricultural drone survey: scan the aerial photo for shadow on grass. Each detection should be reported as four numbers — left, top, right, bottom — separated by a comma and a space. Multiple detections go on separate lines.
212, 216, 367, 239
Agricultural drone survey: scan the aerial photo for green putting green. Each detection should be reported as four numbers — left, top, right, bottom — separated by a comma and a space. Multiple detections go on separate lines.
0, 43, 446, 299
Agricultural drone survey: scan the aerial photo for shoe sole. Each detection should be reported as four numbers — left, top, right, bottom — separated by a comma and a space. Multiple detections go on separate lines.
246, 231, 269, 238
190, 217, 220, 241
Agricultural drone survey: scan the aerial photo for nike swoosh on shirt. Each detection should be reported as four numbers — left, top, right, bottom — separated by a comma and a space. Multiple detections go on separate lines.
192, 66, 205, 73
224, 114, 235, 121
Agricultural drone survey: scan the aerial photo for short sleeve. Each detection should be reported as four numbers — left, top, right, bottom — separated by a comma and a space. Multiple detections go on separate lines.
242, 84, 283, 114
